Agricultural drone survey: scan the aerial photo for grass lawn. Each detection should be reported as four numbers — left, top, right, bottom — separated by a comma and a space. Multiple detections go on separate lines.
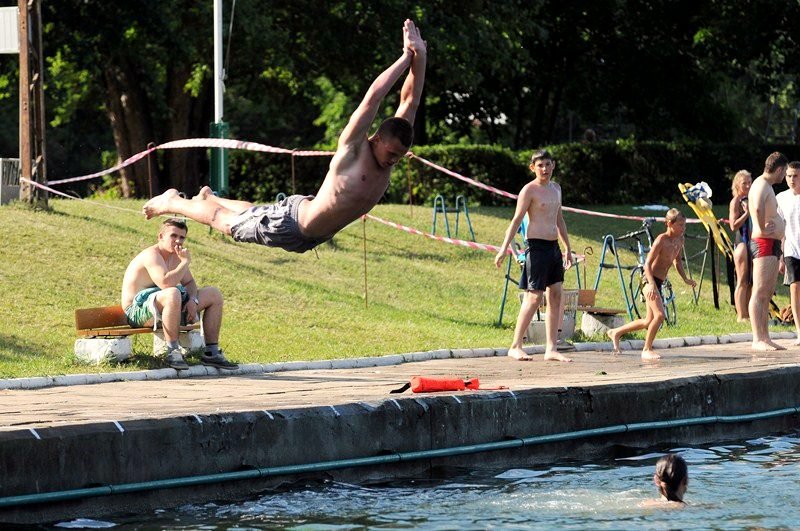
0, 197, 788, 379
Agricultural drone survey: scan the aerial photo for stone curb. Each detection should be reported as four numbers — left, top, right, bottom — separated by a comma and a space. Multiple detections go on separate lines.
1, 331, 796, 391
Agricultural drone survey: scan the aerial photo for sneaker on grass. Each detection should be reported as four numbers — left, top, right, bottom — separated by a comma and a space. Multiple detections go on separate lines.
556, 338, 576, 352
201, 350, 239, 370
166, 347, 190, 371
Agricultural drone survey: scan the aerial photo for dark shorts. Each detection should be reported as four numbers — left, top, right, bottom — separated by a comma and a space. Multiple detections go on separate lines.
229, 194, 328, 253
518, 239, 564, 291
648, 276, 664, 293
785, 256, 800, 285
749, 237, 781, 259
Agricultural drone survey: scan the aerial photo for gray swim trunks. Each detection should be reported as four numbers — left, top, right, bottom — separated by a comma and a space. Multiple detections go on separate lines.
229, 194, 328, 253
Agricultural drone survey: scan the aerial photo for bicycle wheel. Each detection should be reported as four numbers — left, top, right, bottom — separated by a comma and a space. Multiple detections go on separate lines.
629, 266, 646, 319
662, 279, 677, 326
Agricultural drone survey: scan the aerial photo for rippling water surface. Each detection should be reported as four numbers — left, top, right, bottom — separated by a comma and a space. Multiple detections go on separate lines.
58, 433, 800, 530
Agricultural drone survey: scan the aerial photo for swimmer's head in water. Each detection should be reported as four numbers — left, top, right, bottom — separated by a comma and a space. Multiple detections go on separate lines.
654, 453, 688, 502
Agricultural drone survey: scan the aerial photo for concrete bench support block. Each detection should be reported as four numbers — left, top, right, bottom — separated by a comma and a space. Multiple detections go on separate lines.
74, 337, 132, 363
581, 312, 625, 336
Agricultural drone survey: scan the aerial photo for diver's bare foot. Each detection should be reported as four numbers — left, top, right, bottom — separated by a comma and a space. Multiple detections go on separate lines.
606, 329, 622, 354
752, 340, 779, 352
507, 348, 533, 361
193, 186, 214, 201
737, 317, 750, 323
544, 351, 573, 362
793, 338, 800, 346
143, 189, 179, 219
641, 349, 661, 360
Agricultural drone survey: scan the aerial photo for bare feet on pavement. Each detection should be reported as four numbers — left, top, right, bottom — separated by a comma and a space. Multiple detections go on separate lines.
507, 348, 533, 361
143, 189, 179, 219
544, 351, 573, 362
752, 340, 785, 352
641, 349, 661, 360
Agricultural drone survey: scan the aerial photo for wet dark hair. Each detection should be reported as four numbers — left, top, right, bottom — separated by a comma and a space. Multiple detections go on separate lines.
655, 453, 687, 502
376, 117, 413, 148
764, 152, 788, 173
529, 149, 554, 165
162, 217, 188, 233
788, 161, 800, 171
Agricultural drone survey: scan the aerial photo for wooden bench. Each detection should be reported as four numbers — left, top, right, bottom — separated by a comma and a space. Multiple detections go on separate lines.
75, 306, 200, 337
74, 306, 201, 363
576, 289, 624, 316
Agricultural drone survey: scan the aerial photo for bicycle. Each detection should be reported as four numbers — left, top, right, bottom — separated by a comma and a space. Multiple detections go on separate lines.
613, 218, 677, 326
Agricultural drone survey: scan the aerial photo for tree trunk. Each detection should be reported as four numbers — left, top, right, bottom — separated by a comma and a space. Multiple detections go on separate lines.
103, 60, 157, 198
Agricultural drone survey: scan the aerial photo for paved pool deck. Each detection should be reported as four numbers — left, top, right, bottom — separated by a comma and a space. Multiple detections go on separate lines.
2, 332, 800, 523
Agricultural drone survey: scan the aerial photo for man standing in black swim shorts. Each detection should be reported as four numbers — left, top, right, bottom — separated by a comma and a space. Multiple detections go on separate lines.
494, 150, 573, 362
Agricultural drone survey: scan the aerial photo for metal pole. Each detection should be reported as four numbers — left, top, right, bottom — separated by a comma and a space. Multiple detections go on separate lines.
209, 0, 228, 195
213, 0, 223, 123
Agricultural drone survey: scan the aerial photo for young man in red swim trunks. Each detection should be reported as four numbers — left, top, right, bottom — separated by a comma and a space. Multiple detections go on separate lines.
748, 151, 788, 352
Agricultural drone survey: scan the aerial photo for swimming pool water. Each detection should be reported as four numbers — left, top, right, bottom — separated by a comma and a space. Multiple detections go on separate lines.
58, 433, 800, 530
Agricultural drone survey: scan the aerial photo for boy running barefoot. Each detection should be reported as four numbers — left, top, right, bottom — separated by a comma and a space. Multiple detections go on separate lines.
607, 209, 697, 359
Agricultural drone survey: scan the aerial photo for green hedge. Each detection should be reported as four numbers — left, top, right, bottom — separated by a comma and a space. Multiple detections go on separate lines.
228, 141, 800, 207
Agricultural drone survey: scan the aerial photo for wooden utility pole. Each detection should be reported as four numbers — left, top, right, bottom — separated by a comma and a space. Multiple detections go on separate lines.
18, 0, 47, 206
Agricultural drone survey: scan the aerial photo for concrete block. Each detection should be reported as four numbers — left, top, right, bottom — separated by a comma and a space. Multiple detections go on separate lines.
699, 335, 719, 345
523, 345, 545, 355
74, 337, 132, 364
303, 360, 334, 371
236, 363, 264, 374
493, 347, 509, 357
628, 339, 645, 350
581, 313, 625, 336
114, 371, 147, 382
719, 335, 732, 344
20, 376, 52, 389
429, 349, 452, 359
0, 378, 24, 390
772, 331, 796, 340
402, 351, 432, 363
683, 336, 702, 346
471, 348, 496, 357
51, 374, 90, 387
594, 341, 616, 352
179, 365, 210, 378
144, 369, 174, 380
651, 338, 671, 350
729, 333, 752, 343
280, 361, 311, 371
574, 342, 598, 352
450, 348, 474, 358
153, 330, 205, 356
664, 337, 686, 348
260, 363, 282, 373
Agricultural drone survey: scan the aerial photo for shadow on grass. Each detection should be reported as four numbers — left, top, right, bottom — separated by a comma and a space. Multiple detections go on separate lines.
0, 332, 51, 360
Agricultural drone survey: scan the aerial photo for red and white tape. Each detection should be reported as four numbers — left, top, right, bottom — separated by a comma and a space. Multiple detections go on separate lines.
44, 135, 701, 225
364, 214, 511, 254
48, 138, 334, 186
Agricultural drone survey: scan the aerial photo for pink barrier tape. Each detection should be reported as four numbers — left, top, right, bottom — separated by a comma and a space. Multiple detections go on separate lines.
19, 177, 141, 214
408, 153, 518, 200
364, 213, 585, 263
365, 213, 512, 254
409, 152, 703, 224
47, 138, 334, 186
